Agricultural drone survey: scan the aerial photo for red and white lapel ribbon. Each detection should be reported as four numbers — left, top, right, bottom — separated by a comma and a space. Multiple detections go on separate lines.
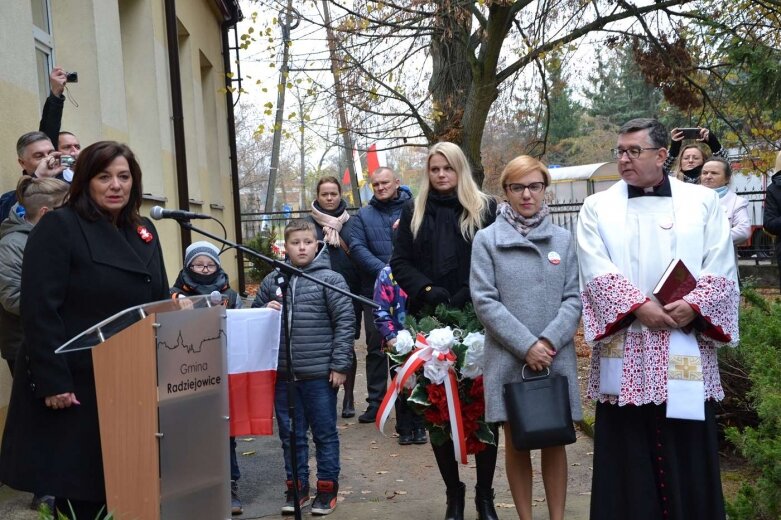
376, 333, 468, 464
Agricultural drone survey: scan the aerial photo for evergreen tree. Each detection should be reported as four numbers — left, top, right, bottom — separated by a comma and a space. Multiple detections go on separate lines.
585, 46, 663, 126
546, 53, 582, 144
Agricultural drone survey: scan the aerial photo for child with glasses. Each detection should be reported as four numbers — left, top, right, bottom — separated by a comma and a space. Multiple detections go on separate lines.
169, 240, 244, 515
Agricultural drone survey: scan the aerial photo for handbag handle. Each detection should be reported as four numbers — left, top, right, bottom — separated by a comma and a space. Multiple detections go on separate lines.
521, 364, 550, 381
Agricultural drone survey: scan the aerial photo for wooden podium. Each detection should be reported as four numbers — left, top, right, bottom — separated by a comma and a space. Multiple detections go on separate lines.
57, 296, 231, 520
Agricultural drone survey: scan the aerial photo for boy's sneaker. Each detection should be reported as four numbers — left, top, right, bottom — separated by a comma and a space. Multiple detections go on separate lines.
281, 480, 310, 515
311, 480, 339, 516
412, 427, 428, 445
231, 480, 243, 515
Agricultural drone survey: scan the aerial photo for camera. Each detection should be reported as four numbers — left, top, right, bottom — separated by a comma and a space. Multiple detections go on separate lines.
65, 71, 78, 83
60, 155, 76, 168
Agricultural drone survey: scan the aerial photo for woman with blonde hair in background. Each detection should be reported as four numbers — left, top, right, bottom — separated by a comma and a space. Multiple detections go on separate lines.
665, 127, 727, 183
391, 141, 498, 520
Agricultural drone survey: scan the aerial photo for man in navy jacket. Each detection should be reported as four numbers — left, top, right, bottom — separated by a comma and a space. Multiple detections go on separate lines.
350, 167, 411, 423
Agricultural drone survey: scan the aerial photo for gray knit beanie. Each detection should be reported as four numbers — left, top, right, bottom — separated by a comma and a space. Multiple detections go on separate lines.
185, 241, 221, 268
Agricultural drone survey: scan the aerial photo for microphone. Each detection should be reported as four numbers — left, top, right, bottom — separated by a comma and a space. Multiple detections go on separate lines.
209, 290, 223, 305
149, 206, 210, 221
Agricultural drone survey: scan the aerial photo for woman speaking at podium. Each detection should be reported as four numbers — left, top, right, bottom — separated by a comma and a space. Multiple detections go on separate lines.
0, 141, 168, 519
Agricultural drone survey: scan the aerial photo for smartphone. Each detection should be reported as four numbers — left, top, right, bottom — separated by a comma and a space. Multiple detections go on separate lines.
679, 128, 700, 139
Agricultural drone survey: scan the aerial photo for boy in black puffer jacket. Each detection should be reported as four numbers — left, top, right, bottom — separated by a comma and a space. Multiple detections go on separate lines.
252, 219, 354, 516
170, 241, 244, 516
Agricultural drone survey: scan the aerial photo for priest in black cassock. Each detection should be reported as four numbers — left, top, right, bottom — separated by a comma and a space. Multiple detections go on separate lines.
576, 118, 738, 520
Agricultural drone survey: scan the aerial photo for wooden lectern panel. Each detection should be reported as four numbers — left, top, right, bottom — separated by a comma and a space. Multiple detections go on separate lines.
92, 314, 160, 520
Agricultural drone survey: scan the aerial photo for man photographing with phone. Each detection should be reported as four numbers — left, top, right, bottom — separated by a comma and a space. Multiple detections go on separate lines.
39, 67, 81, 183
664, 126, 727, 183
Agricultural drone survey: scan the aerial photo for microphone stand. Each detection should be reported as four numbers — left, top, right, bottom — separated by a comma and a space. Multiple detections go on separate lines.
173, 218, 377, 520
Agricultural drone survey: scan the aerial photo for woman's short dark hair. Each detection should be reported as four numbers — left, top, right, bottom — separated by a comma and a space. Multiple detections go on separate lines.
316, 176, 342, 196
67, 141, 144, 227
704, 157, 732, 180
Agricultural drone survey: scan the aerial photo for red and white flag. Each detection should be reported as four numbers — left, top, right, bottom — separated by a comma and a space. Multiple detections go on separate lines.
226, 308, 281, 436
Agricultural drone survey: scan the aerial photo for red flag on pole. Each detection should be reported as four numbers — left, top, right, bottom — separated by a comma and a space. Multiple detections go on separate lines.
366, 144, 380, 175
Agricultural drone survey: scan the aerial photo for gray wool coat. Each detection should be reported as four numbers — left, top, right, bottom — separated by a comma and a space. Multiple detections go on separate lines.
470, 213, 583, 423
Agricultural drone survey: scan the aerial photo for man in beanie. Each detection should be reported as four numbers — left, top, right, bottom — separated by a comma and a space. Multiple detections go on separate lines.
170, 241, 244, 515
763, 151, 781, 291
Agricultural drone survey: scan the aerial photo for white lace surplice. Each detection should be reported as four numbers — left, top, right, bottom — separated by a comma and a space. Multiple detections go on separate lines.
577, 179, 739, 412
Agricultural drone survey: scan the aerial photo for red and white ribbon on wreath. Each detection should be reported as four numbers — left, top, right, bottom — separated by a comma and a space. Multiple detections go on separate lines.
376, 332, 468, 464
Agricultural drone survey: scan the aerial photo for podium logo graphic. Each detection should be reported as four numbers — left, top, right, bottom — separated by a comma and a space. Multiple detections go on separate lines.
157, 330, 225, 354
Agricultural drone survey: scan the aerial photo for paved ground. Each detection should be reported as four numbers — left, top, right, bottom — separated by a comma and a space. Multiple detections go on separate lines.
0, 339, 594, 519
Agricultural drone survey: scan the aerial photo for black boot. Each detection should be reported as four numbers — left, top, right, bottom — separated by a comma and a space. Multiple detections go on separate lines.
474, 486, 498, 520
444, 482, 465, 520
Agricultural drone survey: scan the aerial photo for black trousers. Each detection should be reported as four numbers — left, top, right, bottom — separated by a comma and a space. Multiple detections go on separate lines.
362, 303, 388, 408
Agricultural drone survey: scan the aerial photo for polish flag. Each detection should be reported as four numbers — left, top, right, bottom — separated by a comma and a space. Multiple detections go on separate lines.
226, 308, 281, 436
342, 148, 364, 186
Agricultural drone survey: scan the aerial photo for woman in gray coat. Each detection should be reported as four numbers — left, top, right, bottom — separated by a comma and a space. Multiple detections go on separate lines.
471, 156, 582, 520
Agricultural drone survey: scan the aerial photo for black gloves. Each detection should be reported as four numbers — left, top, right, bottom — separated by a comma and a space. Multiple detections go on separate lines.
450, 287, 471, 309
421, 286, 451, 307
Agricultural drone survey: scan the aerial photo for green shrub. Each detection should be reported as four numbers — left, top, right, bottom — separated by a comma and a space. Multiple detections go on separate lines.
244, 228, 279, 283
722, 288, 781, 519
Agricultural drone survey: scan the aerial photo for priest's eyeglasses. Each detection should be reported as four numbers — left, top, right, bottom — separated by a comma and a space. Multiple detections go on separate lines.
611, 147, 662, 159
505, 182, 546, 194
190, 263, 218, 272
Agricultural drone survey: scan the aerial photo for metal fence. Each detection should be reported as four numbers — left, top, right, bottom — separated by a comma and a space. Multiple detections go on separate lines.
547, 191, 776, 263
239, 191, 776, 289
241, 208, 361, 242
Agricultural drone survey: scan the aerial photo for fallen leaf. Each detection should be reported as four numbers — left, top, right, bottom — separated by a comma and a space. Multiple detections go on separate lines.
240, 438, 254, 442
390, 453, 399, 458
533, 497, 546, 503
361, 490, 372, 494
376, 471, 389, 474
338, 490, 353, 496
496, 503, 515, 509
241, 450, 256, 456
395, 479, 404, 482
571, 462, 581, 466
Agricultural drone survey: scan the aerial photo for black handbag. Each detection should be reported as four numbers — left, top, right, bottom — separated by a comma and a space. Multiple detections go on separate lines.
503, 365, 576, 451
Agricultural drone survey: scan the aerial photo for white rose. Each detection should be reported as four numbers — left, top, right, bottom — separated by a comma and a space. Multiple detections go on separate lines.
394, 330, 414, 356
460, 331, 485, 379
423, 358, 451, 385
427, 326, 455, 353
462, 331, 485, 351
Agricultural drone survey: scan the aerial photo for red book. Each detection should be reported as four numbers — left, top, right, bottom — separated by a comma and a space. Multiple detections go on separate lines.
653, 259, 696, 304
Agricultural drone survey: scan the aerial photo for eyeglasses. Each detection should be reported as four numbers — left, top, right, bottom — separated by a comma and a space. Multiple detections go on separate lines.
190, 263, 217, 272
505, 182, 546, 194
611, 147, 662, 159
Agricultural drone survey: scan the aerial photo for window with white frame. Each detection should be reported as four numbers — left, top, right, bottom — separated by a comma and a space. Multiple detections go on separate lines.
31, 0, 54, 108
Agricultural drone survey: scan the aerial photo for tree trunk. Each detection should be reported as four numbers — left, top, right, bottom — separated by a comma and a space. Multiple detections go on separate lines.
428, 2, 512, 187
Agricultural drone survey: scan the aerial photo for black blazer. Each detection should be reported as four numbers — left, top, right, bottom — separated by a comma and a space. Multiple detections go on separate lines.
0, 206, 168, 502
